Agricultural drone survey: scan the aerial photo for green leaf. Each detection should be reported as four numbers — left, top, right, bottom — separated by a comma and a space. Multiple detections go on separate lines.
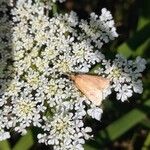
95, 99, 150, 146
117, 23, 150, 58
12, 130, 34, 150
52, 3, 58, 14
137, 17, 150, 31
0, 140, 11, 150
89, 64, 101, 74
137, 0, 150, 30
84, 144, 98, 150
133, 38, 150, 57
142, 132, 150, 150
140, 119, 150, 129
117, 43, 133, 57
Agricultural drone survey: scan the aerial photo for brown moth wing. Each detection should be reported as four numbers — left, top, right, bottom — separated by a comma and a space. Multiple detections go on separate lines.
70, 74, 110, 106
81, 88, 103, 106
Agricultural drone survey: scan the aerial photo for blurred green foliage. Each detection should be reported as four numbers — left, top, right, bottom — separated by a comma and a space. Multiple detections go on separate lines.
0, 0, 150, 149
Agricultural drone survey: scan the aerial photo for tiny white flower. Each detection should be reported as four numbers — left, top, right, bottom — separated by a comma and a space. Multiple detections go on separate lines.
87, 107, 103, 121
132, 80, 143, 94
117, 84, 133, 102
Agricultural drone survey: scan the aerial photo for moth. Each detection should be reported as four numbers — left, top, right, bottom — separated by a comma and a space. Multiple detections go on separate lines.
70, 74, 110, 106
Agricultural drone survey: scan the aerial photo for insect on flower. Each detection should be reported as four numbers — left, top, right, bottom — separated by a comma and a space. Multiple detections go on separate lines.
70, 74, 110, 106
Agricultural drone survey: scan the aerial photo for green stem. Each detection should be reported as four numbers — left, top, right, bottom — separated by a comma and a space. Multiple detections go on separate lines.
52, 3, 58, 15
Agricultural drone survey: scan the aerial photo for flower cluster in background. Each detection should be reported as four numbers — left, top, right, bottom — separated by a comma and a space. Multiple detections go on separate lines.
0, 0, 146, 149
95, 54, 146, 102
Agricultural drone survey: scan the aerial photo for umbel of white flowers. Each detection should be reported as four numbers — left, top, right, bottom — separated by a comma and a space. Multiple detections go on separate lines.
0, 0, 146, 149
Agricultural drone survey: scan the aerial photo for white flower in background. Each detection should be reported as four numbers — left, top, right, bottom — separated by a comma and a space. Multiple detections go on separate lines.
79, 8, 118, 49
87, 107, 103, 121
12, 93, 42, 134
116, 84, 133, 102
132, 80, 143, 94
0, 130, 10, 141
135, 56, 146, 72
0, 107, 12, 141
38, 112, 92, 150
95, 54, 146, 101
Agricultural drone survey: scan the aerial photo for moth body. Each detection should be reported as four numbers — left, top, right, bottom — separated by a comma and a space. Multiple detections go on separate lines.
70, 74, 110, 106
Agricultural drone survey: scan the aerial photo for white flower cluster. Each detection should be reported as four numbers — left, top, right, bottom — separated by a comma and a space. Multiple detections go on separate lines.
0, 0, 146, 149
37, 0, 66, 11
79, 8, 118, 49
95, 54, 146, 102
